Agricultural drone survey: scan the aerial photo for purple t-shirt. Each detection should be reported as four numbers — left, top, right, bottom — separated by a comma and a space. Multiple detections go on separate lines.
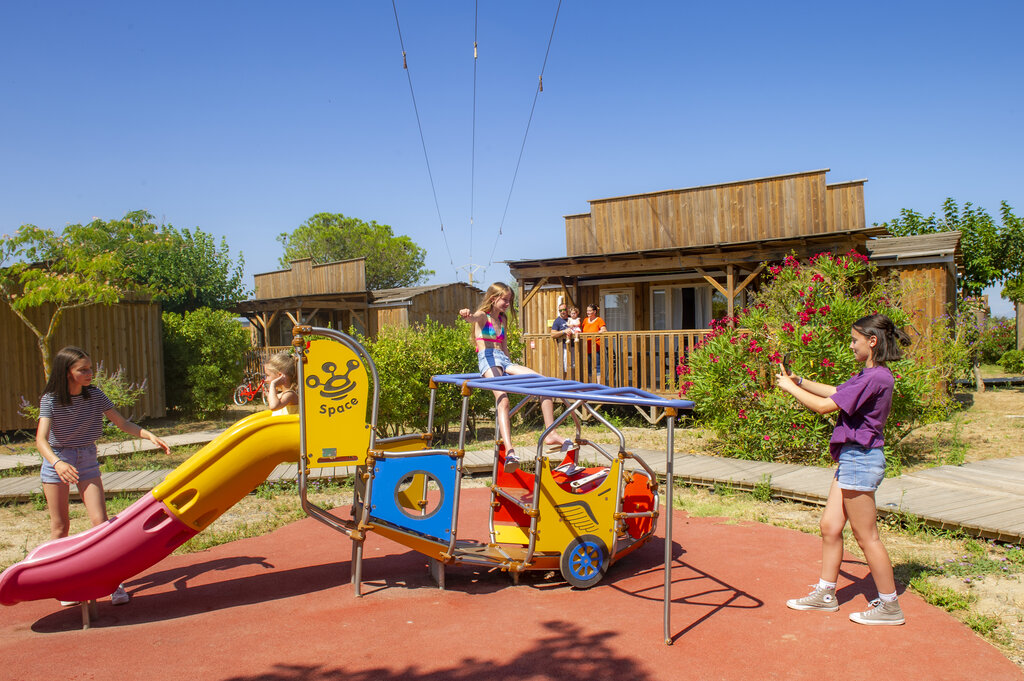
828, 366, 894, 462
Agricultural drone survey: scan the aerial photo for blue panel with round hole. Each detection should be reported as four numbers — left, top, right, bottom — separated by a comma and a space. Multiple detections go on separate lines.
368, 454, 458, 541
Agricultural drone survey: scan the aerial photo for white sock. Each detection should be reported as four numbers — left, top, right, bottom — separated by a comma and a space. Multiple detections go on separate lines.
878, 590, 898, 603
817, 579, 837, 590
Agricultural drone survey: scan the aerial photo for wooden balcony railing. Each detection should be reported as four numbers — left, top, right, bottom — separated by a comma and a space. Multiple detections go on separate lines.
521, 330, 715, 396
244, 346, 292, 378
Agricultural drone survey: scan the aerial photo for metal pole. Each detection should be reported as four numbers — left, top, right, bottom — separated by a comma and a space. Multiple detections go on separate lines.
664, 411, 676, 645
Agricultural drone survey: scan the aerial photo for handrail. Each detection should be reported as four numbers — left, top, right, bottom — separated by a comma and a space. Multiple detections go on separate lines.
521, 329, 745, 395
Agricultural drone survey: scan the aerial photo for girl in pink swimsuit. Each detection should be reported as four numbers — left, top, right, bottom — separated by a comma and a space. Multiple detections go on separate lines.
459, 282, 567, 472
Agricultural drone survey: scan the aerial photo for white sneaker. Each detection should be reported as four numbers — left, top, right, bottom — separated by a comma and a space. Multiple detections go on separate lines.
110, 585, 130, 606
59, 600, 80, 607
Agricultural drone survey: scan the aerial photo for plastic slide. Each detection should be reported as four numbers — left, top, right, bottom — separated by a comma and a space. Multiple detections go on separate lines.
0, 411, 299, 606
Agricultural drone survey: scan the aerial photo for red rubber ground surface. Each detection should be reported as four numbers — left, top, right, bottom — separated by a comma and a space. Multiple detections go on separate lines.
1, 488, 1019, 681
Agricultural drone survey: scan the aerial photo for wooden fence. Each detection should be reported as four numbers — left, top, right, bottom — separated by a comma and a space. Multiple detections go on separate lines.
244, 346, 292, 378
245, 330, 716, 399
522, 330, 715, 395
1, 300, 165, 432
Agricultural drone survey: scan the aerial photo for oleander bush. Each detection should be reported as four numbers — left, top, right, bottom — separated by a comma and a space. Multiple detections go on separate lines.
677, 250, 957, 466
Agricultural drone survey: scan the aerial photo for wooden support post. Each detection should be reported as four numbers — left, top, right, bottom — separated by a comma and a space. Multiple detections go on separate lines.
521, 277, 551, 310
1018, 301, 1023, 351
726, 265, 735, 326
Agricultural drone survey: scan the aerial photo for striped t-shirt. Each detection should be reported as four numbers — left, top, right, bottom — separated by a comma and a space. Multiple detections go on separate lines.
39, 387, 115, 448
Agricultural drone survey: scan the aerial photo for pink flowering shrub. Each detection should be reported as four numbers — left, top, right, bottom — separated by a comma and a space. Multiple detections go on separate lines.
678, 250, 953, 466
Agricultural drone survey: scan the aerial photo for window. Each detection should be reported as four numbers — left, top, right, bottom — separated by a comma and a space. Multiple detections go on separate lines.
600, 288, 634, 331
650, 286, 712, 329
711, 290, 746, 322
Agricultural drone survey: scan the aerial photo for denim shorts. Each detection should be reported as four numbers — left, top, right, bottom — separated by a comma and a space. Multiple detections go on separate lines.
834, 444, 885, 492
478, 347, 516, 375
40, 445, 101, 484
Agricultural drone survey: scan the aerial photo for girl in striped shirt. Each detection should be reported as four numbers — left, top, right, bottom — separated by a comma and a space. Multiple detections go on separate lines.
36, 346, 169, 606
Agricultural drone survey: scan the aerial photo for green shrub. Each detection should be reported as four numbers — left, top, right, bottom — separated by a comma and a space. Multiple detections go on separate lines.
162, 308, 250, 417
998, 349, 1024, 375
978, 317, 1016, 364
678, 251, 955, 465
358, 319, 490, 438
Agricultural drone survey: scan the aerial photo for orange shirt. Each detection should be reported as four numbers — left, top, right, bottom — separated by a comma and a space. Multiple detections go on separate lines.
581, 316, 606, 351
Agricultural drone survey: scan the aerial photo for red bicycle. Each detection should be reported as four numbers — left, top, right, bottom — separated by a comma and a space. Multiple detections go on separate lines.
233, 374, 267, 406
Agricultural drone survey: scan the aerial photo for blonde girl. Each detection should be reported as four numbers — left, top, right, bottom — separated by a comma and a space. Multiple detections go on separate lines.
263, 351, 298, 415
777, 314, 911, 626
459, 283, 566, 472
36, 346, 170, 606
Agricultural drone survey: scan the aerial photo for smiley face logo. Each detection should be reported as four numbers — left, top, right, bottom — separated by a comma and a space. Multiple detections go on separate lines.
306, 359, 361, 400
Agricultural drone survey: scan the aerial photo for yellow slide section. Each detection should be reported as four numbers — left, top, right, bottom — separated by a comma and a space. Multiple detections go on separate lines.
152, 411, 300, 532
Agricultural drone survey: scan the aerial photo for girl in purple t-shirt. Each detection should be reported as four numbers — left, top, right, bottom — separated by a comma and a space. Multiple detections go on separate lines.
776, 314, 911, 626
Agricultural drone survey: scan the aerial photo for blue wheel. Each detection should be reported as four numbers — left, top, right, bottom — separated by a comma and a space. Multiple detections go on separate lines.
560, 534, 609, 589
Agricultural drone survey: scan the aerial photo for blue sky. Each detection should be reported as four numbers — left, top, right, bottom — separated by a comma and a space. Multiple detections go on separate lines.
2, 1, 1021, 315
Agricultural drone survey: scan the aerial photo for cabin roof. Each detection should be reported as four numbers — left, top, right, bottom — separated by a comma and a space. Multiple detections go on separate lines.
564, 168, 867, 215
507, 225, 885, 275
370, 282, 479, 305
866, 231, 963, 271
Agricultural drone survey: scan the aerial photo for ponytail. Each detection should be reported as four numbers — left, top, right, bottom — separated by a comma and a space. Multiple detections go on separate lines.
852, 314, 911, 365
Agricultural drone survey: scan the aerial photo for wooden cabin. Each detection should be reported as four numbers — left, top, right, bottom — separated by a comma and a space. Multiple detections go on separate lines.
1, 299, 166, 432
370, 283, 483, 332
235, 258, 481, 371
865, 231, 963, 343
508, 169, 887, 395
235, 257, 370, 347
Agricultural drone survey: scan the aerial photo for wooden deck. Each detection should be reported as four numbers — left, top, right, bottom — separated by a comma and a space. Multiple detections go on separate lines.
1, 442, 1022, 543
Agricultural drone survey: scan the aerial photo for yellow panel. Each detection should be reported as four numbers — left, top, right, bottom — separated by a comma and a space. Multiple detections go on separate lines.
533, 460, 620, 554
152, 411, 299, 531
395, 472, 428, 512
494, 524, 530, 545
302, 338, 373, 468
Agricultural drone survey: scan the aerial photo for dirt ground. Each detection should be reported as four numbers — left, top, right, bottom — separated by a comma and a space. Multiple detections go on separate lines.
3, 388, 1024, 668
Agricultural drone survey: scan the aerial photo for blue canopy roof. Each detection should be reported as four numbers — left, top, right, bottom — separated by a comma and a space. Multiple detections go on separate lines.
431, 373, 694, 410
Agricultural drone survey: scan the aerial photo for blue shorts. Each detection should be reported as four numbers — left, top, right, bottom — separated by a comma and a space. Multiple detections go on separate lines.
40, 445, 101, 485
477, 348, 515, 375
834, 444, 885, 492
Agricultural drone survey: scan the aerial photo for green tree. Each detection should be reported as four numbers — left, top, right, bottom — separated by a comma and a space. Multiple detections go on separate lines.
277, 213, 433, 290
131, 226, 249, 313
1, 223, 136, 379
877, 198, 1002, 296
2, 210, 249, 378
998, 202, 1024, 305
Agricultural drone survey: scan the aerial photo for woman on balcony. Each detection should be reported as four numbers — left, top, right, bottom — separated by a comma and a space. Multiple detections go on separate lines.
581, 304, 607, 383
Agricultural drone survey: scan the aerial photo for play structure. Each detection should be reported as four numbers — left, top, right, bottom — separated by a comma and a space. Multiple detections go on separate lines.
0, 326, 693, 642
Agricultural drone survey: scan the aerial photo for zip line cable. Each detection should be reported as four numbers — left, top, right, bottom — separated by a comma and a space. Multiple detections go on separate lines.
391, 1, 563, 278
469, 0, 479, 271
488, 0, 563, 267
391, 0, 457, 276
